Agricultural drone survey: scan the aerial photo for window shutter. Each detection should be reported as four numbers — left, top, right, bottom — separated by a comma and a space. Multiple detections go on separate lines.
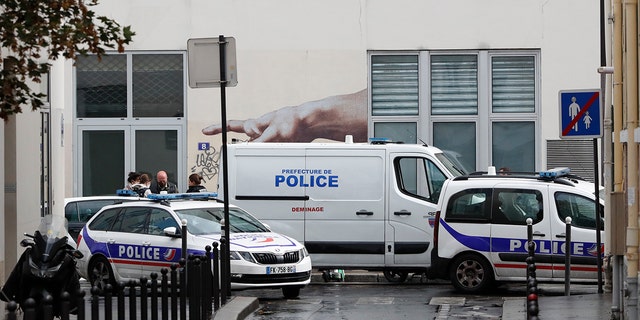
492, 56, 535, 113
430, 55, 478, 115
371, 55, 419, 116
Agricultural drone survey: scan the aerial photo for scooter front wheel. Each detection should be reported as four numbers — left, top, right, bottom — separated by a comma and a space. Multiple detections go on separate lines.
88, 256, 115, 294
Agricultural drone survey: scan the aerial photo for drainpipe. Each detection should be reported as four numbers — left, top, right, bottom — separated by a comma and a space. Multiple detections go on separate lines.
610, 0, 625, 317
624, 0, 639, 318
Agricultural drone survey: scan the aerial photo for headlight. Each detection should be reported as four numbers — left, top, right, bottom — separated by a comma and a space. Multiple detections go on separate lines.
300, 247, 309, 259
229, 251, 256, 263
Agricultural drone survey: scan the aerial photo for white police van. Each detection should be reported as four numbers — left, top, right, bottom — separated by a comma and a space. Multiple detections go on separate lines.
428, 168, 604, 293
218, 137, 468, 282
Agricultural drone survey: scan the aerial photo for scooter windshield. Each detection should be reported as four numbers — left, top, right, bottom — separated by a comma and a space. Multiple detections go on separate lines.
35, 215, 70, 260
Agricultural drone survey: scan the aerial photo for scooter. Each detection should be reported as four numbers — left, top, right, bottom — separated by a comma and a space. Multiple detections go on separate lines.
1, 215, 84, 317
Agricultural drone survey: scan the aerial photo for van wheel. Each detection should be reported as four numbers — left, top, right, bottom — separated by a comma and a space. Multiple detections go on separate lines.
449, 253, 494, 293
383, 270, 408, 283
88, 255, 116, 294
282, 286, 300, 299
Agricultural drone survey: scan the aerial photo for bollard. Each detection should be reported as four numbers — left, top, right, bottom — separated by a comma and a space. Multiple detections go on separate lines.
212, 242, 220, 311
564, 216, 572, 296
525, 218, 539, 319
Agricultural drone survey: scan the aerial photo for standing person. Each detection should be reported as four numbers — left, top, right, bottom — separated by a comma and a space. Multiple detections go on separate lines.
186, 173, 207, 193
124, 172, 141, 190
149, 170, 178, 194
131, 173, 152, 197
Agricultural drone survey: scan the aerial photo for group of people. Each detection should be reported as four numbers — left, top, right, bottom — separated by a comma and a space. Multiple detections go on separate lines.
125, 170, 206, 197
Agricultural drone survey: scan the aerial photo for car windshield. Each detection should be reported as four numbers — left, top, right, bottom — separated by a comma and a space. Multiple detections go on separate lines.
435, 151, 468, 177
175, 207, 270, 235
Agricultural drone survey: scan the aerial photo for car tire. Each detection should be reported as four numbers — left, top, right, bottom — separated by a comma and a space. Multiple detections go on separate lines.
449, 253, 494, 293
383, 270, 408, 283
282, 286, 301, 299
88, 255, 116, 294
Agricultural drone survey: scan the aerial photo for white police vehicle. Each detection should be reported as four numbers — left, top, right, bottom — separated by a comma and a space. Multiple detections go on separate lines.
75, 192, 312, 298
428, 168, 604, 293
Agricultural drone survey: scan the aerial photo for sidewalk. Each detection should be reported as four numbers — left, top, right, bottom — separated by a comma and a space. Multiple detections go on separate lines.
215, 270, 616, 320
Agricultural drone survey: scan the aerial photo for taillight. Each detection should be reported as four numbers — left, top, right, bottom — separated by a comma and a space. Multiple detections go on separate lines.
433, 211, 441, 248
76, 234, 82, 248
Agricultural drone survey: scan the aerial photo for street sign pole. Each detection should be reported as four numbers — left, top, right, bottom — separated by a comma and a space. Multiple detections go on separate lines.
558, 89, 603, 293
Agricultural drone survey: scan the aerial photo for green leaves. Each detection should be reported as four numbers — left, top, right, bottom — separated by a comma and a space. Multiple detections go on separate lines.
0, 0, 135, 120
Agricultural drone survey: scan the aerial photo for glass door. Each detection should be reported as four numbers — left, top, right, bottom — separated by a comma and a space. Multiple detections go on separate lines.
77, 126, 183, 196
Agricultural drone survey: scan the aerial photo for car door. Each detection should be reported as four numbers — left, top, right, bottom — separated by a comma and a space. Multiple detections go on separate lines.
488, 185, 553, 280
140, 208, 183, 277
387, 154, 445, 266
550, 190, 603, 280
105, 207, 151, 279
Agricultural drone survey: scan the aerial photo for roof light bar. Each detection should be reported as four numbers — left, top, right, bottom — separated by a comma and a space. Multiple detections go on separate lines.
146, 192, 218, 200
116, 189, 138, 197
539, 167, 571, 178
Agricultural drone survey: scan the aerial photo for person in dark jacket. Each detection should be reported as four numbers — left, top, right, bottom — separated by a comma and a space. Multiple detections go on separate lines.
186, 173, 207, 193
149, 170, 179, 193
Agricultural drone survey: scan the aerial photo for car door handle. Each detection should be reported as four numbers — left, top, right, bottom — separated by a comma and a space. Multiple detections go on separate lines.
142, 241, 151, 246
555, 233, 567, 238
356, 210, 374, 216
107, 239, 116, 244
394, 210, 411, 216
532, 231, 546, 237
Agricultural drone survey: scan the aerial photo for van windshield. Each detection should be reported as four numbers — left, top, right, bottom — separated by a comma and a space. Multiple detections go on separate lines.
435, 152, 468, 177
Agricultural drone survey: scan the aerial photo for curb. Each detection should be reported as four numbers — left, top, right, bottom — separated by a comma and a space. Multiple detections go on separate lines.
213, 296, 260, 320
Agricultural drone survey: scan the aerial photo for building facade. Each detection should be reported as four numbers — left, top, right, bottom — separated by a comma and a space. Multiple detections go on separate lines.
3, 0, 618, 294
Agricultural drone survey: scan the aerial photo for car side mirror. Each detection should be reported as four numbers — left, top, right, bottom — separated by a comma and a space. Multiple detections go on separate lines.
163, 226, 181, 238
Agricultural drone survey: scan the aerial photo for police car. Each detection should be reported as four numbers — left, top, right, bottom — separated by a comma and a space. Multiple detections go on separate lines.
428, 168, 604, 293
75, 192, 312, 298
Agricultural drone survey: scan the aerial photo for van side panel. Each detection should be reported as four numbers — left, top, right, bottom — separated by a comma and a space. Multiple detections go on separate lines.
230, 147, 307, 241
304, 149, 385, 267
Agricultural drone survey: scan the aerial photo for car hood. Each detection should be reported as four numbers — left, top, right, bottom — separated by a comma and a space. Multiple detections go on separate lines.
196, 232, 302, 252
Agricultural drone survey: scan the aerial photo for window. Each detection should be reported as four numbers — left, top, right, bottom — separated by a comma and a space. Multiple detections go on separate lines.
369, 51, 540, 171
88, 208, 121, 231
492, 189, 543, 225
113, 207, 149, 233
394, 157, 448, 204
445, 189, 491, 223
554, 192, 604, 230
147, 209, 178, 236
76, 53, 185, 118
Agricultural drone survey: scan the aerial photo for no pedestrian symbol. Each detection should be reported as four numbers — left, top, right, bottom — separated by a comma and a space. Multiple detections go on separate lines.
558, 89, 602, 139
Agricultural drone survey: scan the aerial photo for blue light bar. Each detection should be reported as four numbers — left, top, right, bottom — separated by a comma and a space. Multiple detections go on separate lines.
369, 137, 391, 144
539, 167, 571, 178
116, 189, 139, 197
146, 192, 218, 200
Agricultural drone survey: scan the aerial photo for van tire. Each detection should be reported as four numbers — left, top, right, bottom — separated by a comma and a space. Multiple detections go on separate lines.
383, 270, 409, 283
449, 253, 493, 293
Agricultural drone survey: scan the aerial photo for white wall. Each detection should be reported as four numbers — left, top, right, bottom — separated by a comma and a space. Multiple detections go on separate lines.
61, 0, 602, 191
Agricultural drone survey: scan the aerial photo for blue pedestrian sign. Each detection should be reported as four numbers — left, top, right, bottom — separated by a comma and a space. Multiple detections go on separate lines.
558, 89, 602, 139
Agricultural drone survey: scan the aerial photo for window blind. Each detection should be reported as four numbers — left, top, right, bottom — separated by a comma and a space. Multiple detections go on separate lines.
371, 55, 419, 116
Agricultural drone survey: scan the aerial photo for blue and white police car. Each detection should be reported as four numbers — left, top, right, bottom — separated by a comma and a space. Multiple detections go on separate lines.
428, 168, 604, 293
75, 192, 312, 298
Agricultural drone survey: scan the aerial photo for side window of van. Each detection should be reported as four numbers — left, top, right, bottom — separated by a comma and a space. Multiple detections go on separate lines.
493, 189, 543, 225
554, 192, 604, 230
445, 188, 491, 223
395, 157, 448, 204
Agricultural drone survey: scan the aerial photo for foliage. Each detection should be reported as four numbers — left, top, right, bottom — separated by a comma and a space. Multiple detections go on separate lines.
0, 0, 134, 120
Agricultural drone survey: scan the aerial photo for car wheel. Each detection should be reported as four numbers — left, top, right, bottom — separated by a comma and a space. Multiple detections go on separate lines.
88, 255, 115, 294
383, 270, 408, 283
449, 253, 494, 293
282, 286, 301, 299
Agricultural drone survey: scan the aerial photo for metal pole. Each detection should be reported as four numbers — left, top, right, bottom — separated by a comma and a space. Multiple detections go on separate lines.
593, 137, 603, 294
218, 34, 232, 299
565, 216, 572, 296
